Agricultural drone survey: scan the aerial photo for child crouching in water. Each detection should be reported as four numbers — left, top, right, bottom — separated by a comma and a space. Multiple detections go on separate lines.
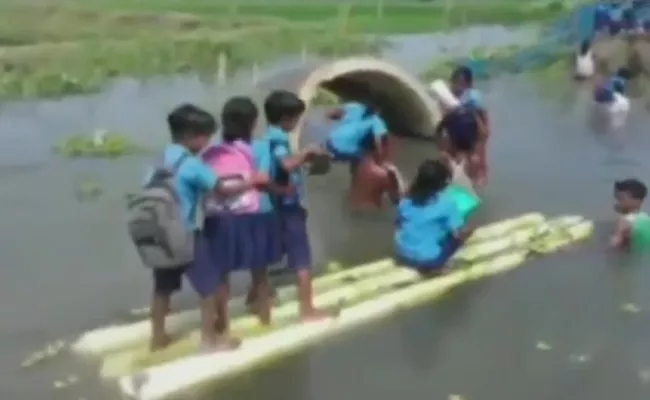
324, 94, 403, 208
610, 178, 650, 251
394, 158, 475, 276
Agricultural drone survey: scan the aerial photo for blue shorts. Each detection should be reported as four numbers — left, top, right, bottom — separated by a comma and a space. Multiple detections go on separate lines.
204, 213, 283, 272
279, 206, 312, 270
152, 231, 219, 298
396, 235, 461, 273
324, 139, 359, 163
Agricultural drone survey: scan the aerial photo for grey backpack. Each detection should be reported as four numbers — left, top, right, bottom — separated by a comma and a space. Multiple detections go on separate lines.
126, 154, 194, 269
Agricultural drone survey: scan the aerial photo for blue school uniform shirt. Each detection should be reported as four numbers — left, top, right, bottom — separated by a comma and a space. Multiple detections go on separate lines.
394, 193, 464, 263
265, 125, 305, 207
328, 103, 388, 157
458, 88, 484, 111
251, 138, 275, 213
143, 143, 218, 230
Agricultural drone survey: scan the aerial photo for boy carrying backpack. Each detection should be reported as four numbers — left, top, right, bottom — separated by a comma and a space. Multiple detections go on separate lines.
127, 103, 267, 352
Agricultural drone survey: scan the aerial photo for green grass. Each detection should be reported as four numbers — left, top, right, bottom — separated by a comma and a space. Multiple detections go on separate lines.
68, 1, 572, 33
0, 0, 572, 100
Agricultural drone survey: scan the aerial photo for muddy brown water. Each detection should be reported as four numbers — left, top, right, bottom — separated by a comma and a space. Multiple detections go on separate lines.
0, 26, 649, 400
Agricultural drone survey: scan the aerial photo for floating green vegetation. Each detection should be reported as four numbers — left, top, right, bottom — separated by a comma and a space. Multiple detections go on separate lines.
422, 40, 574, 83
54, 131, 145, 159
74, 180, 104, 202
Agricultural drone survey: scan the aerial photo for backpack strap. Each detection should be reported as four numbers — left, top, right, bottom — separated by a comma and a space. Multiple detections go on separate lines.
146, 152, 190, 202
269, 139, 290, 186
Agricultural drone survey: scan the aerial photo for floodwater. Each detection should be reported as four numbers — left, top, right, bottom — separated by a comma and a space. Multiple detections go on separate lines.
0, 25, 649, 400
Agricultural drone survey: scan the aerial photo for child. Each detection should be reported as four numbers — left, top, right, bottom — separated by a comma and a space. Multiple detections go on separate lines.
394, 158, 475, 276
593, 72, 630, 130
202, 97, 282, 328
434, 105, 485, 189
146, 104, 265, 352
261, 89, 335, 321
575, 38, 595, 79
450, 66, 490, 187
610, 179, 650, 251
325, 96, 402, 207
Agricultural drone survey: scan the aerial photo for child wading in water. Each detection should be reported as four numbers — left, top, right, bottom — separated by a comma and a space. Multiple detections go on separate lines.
324, 92, 403, 208
450, 66, 490, 187
610, 179, 650, 251
394, 158, 475, 276
142, 104, 266, 352
247, 90, 335, 322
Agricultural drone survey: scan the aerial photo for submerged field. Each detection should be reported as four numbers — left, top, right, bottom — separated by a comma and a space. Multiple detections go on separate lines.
0, 0, 569, 100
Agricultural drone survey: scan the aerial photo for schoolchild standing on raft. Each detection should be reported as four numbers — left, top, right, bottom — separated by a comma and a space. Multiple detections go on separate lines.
202, 97, 283, 328
449, 66, 490, 187
610, 179, 650, 251
259, 90, 336, 322
324, 93, 404, 208
136, 104, 266, 352
394, 158, 477, 276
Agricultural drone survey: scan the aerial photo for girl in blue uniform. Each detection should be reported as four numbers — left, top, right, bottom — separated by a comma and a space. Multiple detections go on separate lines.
394, 158, 475, 276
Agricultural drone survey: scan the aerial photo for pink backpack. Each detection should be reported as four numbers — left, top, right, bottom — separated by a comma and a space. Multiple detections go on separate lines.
201, 140, 260, 214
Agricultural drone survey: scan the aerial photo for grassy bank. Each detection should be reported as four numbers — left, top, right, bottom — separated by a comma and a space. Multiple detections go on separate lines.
72, 0, 571, 34
0, 6, 381, 99
0, 1, 571, 100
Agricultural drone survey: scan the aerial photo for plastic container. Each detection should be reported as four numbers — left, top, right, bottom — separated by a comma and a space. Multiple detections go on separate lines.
429, 79, 461, 110
443, 183, 481, 221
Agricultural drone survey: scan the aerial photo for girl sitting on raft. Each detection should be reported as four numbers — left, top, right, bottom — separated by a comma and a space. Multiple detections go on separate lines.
394, 158, 476, 276
449, 66, 490, 187
610, 178, 650, 251
324, 94, 403, 208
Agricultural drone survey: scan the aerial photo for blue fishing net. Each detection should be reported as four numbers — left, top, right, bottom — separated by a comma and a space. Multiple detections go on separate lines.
456, 1, 650, 80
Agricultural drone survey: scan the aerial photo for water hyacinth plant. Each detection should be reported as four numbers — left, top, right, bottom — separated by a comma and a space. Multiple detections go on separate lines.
53, 131, 145, 158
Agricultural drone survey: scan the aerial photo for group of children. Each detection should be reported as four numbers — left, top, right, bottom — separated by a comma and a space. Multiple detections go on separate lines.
130, 50, 650, 354
129, 62, 492, 352
132, 91, 338, 352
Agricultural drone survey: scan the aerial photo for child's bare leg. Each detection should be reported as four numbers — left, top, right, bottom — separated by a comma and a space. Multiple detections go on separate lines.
150, 269, 183, 351
297, 269, 337, 321
248, 269, 272, 325
150, 293, 172, 351
211, 279, 241, 351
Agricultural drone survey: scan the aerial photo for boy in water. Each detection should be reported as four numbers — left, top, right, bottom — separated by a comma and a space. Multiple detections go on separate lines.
610, 179, 650, 251
147, 104, 266, 352
260, 90, 335, 321
450, 66, 489, 187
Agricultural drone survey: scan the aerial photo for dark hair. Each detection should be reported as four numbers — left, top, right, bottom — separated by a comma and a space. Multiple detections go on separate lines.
616, 67, 632, 80
615, 179, 647, 200
167, 103, 217, 142
264, 90, 306, 125
451, 65, 473, 86
407, 159, 451, 206
220, 96, 258, 143
579, 39, 591, 56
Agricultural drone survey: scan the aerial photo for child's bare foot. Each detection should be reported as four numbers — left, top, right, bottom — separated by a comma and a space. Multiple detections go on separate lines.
201, 335, 241, 353
300, 307, 338, 322
149, 334, 172, 352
